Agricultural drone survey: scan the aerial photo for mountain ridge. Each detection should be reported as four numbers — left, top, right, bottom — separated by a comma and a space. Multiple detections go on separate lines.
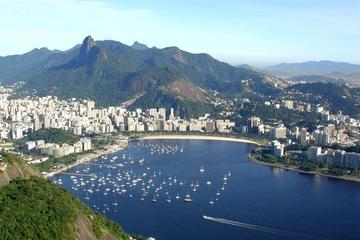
0, 36, 282, 116
264, 60, 360, 76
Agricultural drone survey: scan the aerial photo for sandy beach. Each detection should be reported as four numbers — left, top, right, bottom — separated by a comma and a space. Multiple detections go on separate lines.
139, 134, 261, 145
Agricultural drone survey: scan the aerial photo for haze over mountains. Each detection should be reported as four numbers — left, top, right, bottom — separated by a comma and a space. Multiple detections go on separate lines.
264, 60, 360, 76
0, 35, 283, 116
262, 60, 360, 87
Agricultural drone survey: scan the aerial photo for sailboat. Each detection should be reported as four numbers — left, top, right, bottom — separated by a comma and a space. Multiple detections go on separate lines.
175, 193, 180, 200
209, 198, 214, 205
166, 194, 171, 203
152, 194, 157, 203
216, 189, 220, 196
200, 165, 205, 173
184, 192, 193, 202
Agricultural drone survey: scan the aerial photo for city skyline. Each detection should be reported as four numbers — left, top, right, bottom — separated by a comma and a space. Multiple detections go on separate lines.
1, 0, 360, 66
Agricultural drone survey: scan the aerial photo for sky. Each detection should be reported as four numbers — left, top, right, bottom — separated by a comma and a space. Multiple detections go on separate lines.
0, 0, 359, 67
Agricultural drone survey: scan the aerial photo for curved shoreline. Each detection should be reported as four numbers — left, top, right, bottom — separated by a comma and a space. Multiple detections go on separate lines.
248, 154, 360, 183
139, 134, 261, 145
46, 142, 128, 178
49, 134, 259, 177
49, 134, 359, 183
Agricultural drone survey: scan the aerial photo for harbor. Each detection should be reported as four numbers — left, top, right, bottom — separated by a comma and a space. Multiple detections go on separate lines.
52, 140, 233, 212
50, 139, 360, 240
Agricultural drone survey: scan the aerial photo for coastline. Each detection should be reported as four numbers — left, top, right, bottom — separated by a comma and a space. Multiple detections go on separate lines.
46, 133, 359, 183
248, 154, 360, 183
45, 141, 128, 178
139, 134, 261, 145
44, 133, 260, 178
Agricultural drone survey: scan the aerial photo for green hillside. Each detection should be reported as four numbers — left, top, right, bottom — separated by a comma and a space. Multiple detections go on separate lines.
0, 152, 130, 240
0, 177, 130, 240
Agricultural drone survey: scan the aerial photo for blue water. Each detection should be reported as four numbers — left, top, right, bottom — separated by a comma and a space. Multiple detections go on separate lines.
51, 140, 360, 240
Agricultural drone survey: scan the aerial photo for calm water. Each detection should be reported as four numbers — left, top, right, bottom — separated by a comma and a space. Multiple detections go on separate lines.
51, 140, 360, 240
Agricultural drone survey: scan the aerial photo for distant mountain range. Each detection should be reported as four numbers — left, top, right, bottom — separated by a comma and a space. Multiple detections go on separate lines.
0, 36, 282, 116
262, 60, 360, 87
263, 60, 360, 76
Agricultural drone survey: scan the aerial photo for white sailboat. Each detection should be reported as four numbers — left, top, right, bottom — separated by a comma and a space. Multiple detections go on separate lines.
166, 194, 171, 203
184, 192, 193, 202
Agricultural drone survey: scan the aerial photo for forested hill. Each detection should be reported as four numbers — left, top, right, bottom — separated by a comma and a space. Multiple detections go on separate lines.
0, 152, 130, 240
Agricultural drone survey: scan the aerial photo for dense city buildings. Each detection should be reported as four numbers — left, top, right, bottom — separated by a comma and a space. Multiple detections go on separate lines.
0, 90, 235, 143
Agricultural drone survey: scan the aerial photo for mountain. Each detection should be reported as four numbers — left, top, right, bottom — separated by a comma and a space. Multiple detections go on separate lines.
264, 60, 360, 76
0, 36, 281, 116
0, 48, 54, 83
131, 41, 149, 50
236, 64, 261, 71
0, 152, 130, 240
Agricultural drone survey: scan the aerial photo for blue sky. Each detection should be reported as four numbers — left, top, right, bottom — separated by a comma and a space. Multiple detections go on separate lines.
0, 0, 359, 66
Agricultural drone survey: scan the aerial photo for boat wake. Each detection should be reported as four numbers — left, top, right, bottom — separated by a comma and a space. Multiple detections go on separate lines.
203, 215, 332, 240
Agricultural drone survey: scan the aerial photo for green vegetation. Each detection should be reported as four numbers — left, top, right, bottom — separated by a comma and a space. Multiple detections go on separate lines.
236, 103, 321, 128
285, 144, 309, 152
327, 143, 360, 154
1, 36, 274, 108
34, 150, 93, 172
0, 177, 75, 240
131, 89, 215, 118
0, 177, 129, 240
1, 151, 23, 165
27, 128, 80, 145
0, 151, 38, 178
252, 150, 360, 179
290, 82, 360, 115
14, 128, 84, 171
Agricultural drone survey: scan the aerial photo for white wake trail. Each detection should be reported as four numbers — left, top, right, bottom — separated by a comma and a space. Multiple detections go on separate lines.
203, 215, 333, 240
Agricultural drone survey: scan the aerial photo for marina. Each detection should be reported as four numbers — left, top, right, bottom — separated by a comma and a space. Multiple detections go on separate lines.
51, 139, 360, 240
